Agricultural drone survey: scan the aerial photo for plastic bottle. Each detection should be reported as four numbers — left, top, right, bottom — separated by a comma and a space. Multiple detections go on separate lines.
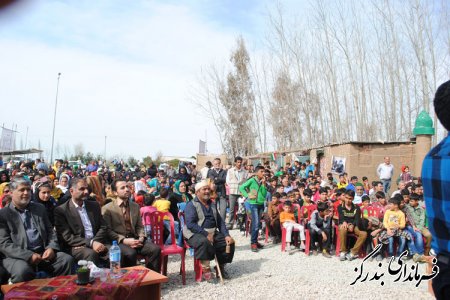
109, 240, 122, 278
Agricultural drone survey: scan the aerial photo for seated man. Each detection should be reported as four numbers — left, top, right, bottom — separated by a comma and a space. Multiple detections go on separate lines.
55, 178, 118, 266
183, 181, 235, 281
0, 176, 74, 283
338, 190, 367, 261
102, 180, 161, 272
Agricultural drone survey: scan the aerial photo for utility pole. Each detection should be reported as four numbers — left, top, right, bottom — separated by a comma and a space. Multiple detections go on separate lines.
50, 72, 61, 165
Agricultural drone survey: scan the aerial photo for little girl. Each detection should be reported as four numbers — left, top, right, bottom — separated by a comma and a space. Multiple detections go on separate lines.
280, 201, 306, 251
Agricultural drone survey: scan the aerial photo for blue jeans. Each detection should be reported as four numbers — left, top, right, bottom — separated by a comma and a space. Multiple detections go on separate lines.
381, 179, 391, 194
163, 220, 180, 246
406, 226, 424, 255
250, 203, 264, 244
388, 236, 406, 257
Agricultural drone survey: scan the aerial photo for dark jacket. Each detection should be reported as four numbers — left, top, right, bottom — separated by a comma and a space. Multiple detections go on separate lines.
33, 197, 57, 226
0, 202, 60, 262
207, 168, 227, 197
54, 199, 118, 250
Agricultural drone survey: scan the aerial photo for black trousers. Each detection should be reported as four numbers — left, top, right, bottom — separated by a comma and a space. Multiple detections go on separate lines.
2, 252, 74, 283
187, 231, 235, 265
119, 241, 161, 272
265, 217, 281, 239
433, 254, 450, 300
310, 229, 331, 251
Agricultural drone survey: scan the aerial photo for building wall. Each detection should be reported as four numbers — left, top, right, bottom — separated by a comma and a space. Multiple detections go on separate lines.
318, 143, 415, 193
196, 153, 228, 168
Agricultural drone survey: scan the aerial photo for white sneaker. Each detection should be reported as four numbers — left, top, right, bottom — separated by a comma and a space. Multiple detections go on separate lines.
241, 231, 245, 236
339, 252, 347, 261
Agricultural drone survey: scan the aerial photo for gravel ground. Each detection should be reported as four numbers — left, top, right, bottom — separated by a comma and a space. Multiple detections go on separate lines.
161, 229, 434, 300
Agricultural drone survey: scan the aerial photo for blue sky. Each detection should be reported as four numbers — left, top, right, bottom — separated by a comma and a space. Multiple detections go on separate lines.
0, 0, 270, 160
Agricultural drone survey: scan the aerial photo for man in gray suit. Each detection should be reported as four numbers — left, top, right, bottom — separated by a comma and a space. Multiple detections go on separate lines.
0, 176, 74, 283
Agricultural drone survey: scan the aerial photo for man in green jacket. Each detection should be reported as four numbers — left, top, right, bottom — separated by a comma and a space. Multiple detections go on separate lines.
239, 166, 267, 252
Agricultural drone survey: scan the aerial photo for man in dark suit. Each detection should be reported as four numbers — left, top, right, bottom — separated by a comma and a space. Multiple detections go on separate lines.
55, 177, 117, 266
102, 180, 161, 271
207, 157, 228, 222
0, 176, 74, 283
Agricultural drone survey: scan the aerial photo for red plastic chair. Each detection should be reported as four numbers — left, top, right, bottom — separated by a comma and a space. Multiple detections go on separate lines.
178, 211, 203, 282
279, 203, 301, 252
150, 211, 186, 285
302, 204, 317, 255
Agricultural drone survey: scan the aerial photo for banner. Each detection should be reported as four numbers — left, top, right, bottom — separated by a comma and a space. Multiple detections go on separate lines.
199, 139, 206, 154
0, 127, 16, 152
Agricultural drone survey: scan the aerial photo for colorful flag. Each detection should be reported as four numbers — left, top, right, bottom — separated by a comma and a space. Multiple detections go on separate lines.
271, 152, 277, 161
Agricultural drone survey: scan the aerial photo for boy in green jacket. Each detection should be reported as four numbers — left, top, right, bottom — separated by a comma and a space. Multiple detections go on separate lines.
240, 166, 267, 252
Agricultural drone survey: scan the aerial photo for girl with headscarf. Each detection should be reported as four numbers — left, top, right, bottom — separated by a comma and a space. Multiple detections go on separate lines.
33, 182, 57, 226
57, 173, 70, 194
43, 175, 63, 202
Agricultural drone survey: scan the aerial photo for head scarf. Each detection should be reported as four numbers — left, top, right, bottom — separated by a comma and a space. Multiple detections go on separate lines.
174, 180, 187, 202
0, 182, 9, 197
57, 173, 71, 194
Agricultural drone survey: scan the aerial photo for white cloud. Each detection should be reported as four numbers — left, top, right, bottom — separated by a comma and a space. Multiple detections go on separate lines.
0, 0, 244, 160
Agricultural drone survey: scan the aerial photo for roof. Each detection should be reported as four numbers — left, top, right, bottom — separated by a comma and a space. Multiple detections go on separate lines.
245, 140, 415, 159
0, 148, 43, 155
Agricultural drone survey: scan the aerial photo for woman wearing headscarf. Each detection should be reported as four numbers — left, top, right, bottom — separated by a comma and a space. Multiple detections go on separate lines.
0, 182, 11, 208
0, 170, 9, 184
33, 182, 57, 226
176, 166, 191, 187
48, 177, 63, 202
169, 180, 192, 221
57, 173, 70, 194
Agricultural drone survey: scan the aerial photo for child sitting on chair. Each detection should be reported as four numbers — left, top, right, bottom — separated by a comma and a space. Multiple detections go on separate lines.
140, 194, 156, 237
280, 200, 306, 251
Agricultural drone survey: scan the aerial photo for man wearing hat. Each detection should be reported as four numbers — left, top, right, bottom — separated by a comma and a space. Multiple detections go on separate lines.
183, 180, 235, 281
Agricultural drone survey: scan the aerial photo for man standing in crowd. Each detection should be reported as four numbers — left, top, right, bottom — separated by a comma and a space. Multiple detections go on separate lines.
225, 156, 248, 230
55, 178, 116, 266
200, 161, 212, 180
377, 156, 394, 194
102, 180, 161, 272
240, 166, 267, 252
422, 80, 450, 300
183, 181, 235, 281
0, 176, 74, 283
207, 158, 227, 222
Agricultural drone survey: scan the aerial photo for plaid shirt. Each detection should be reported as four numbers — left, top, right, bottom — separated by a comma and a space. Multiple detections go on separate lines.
422, 135, 450, 255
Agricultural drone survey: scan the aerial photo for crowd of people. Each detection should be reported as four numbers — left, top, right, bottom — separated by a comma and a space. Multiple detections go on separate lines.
0, 153, 431, 284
